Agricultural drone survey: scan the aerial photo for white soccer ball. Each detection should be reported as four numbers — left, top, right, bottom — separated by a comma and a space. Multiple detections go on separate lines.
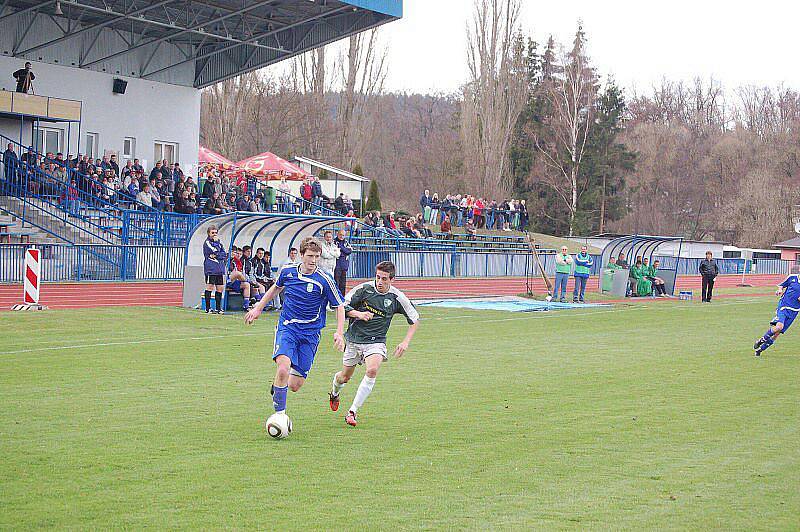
266, 412, 292, 439
545, 295, 553, 302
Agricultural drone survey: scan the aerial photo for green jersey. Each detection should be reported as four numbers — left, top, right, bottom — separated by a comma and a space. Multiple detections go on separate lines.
344, 281, 419, 344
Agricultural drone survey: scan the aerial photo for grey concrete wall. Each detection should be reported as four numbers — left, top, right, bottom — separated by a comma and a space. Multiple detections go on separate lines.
0, 57, 200, 171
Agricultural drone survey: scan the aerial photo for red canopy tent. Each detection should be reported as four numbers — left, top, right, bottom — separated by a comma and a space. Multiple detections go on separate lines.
235, 152, 308, 180
198, 146, 236, 168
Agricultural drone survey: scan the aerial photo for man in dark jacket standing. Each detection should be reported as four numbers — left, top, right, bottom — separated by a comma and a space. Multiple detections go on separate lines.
699, 251, 719, 302
2, 143, 17, 191
334, 229, 353, 297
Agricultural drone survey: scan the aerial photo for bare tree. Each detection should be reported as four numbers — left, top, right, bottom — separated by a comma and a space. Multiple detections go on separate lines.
337, 29, 388, 170
530, 24, 597, 236
461, 0, 527, 200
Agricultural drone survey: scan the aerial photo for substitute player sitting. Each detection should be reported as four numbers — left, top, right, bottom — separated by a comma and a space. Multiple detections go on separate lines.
754, 267, 800, 356
329, 261, 419, 427
245, 237, 345, 423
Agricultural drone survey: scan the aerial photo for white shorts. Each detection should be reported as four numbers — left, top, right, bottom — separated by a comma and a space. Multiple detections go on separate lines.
343, 342, 387, 367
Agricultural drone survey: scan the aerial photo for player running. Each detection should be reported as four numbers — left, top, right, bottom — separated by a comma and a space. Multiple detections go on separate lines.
245, 237, 346, 423
754, 268, 800, 356
329, 261, 419, 427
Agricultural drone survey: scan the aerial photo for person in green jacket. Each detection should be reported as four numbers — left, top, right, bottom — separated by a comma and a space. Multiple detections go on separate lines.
630, 256, 652, 297
644, 258, 667, 296
264, 185, 276, 212
554, 246, 574, 302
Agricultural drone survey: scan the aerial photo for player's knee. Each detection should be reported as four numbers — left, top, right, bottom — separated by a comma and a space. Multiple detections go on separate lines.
275, 365, 290, 382
774, 322, 784, 333
289, 381, 303, 392
365, 366, 379, 379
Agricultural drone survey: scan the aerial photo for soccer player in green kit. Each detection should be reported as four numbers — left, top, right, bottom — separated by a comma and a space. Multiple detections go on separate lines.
329, 261, 419, 427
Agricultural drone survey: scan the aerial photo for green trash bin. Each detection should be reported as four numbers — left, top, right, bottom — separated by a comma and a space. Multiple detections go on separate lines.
424, 205, 431, 223
602, 267, 616, 292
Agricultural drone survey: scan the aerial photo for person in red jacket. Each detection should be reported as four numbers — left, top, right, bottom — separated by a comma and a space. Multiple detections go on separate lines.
299, 179, 313, 212
472, 197, 485, 229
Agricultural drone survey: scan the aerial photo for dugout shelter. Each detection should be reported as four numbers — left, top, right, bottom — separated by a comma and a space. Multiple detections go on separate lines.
182, 211, 347, 308
600, 235, 683, 297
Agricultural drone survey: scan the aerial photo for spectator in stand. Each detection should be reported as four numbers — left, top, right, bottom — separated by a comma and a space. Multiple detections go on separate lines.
311, 175, 324, 204
464, 218, 477, 239
227, 246, 254, 311
486, 200, 497, 230
473, 197, 485, 229
159, 159, 170, 180
441, 214, 452, 236
2, 143, 17, 191
300, 179, 313, 211
137, 183, 153, 209
109, 154, 119, 177
148, 178, 164, 210
202, 176, 215, 198
457, 195, 469, 226
174, 189, 189, 213
415, 213, 432, 237
127, 178, 139, 200
362, 211, 378, 229
333, 192, 345, 214
401, 217, 418, 238
699, 251, 719, 303
100, 155, 111, 173
203, 225, 227, 313
384, 212, 403, 237
100, 176, 116, 204
121, 160, 134, 183
185, 176, 197, 195
172, 163, 184, 182
238, 193, 258, 212
419, 189, 430, 218
319, 230, 340, 277
572, 245, 593, 303
333, 229, 352, 297
277, 177, 292, 213
220, 193, 235, 213
132, 158, 144, 174
203, 192, 224, 215
343, 194, 354, 213
429, 193, 440, 224
554, 246, 574, 303
61, 179, 79, 215
440, 195, 452, 225
518, 200, 528, 231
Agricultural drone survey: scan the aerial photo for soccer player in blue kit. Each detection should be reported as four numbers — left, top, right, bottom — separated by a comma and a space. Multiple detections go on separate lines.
245, 237, 346, 419
754, 267, 800, 356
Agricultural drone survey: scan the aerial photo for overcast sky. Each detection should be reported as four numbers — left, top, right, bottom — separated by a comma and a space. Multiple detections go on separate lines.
373, 0, 800, 95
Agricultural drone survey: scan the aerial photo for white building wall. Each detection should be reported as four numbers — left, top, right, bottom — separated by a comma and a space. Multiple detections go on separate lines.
0, 57, 199, 172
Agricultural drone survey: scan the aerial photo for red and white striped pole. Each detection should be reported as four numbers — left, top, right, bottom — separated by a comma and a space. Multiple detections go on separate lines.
24, 247, 40, 304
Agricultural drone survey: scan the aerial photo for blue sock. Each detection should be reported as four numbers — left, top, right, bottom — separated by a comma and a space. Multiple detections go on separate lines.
761, 337, 775, 352
272, 385, 288, 413
763, 330, 774, 341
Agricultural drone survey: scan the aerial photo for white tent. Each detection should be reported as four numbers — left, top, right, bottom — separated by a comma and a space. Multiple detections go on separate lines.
182, 212, 347, 308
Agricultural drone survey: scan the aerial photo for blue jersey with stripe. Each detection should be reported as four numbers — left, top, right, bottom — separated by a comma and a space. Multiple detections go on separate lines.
276, 264, 344, 331
778, 274, 800, 311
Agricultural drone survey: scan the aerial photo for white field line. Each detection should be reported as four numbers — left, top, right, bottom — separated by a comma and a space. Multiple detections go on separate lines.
0, 297, 769, 356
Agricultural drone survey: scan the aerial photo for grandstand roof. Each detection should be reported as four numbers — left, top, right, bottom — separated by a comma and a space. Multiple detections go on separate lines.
0, 0, 402, 88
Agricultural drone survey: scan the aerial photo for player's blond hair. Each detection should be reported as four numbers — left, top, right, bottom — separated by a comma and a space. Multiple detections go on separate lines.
299, 237, 322, 255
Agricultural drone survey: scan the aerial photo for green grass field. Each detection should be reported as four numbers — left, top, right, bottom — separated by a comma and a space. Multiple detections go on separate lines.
1, 296, 798, 529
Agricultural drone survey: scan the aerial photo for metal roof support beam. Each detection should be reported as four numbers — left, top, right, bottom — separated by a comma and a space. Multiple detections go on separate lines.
0, 0, 56, 23
81, 0, 281, 68
151, 4, 349, 81
16, 0, 176, 57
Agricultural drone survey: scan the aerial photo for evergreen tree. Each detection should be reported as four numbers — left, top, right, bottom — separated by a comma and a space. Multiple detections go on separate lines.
365, 179, 382, 212
352, 164, 364, 177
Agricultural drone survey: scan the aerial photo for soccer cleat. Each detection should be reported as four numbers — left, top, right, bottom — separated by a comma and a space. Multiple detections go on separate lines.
205, 308, 211, 313
754, 337, 765, 351
329, 392, 340, 412
754, 348, 762, 357
345, 410, 357, 427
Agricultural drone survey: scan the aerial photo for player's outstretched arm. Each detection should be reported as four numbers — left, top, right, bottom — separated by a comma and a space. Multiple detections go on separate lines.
394, 321, 419, 358
244, 284, 283, 324
333, 305, 346, 352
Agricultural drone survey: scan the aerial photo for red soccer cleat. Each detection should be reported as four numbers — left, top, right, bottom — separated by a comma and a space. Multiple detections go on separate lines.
329, 393, 340, 412
345, 410, 357, 427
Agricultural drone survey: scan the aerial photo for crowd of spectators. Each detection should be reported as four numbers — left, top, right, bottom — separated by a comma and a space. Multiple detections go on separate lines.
419, 190, 529, 232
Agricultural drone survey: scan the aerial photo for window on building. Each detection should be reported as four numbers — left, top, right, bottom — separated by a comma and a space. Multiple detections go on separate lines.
36, 127, 63, 154
154, 141, 178, 165
85, 132, 99, 159
123, 137, 136, 161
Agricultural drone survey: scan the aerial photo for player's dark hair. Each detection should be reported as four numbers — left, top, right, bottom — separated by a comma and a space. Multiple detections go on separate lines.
256, 247, 265, 253
242, 245, 251, 253
376, 261, 396, 279
288, 247, 298, 255
323, 230, 333, 236
299, 237, 321, 255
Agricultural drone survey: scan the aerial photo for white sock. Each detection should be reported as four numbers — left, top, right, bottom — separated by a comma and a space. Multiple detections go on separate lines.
350, 376, 376, 413
331, 372, 346, 396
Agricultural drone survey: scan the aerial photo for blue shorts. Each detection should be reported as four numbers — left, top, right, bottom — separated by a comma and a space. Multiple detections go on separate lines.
772, 307, 798, 332
227, 280, 241, 292
272, 325, 321, 379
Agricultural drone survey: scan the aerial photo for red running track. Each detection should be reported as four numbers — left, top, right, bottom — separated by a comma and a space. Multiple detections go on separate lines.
0, 274, 783, 310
